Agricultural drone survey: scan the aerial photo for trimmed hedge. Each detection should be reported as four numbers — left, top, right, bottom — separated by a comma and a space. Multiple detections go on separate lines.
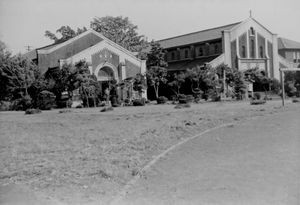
157, 96, 168, 104
250, 99, 266, 105
25, 108, 41, 115
174, 103, 191, 109
100, 106, 113, 112
133, 98, 146, 106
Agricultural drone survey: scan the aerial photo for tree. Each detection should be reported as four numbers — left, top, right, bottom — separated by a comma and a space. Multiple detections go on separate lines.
69, 60, 100, 107
133, 73, 147, 98
45, 26, 87, 44
232, 70, 247, 100
146, 41, 168, 99
185, 65, 220, 100
146, 41, 168, 68
168, 72, 186, 96
244, 67, 269, 91
90, 16, 148, 53
44, 64, 72, 103
0, 52, 38, 101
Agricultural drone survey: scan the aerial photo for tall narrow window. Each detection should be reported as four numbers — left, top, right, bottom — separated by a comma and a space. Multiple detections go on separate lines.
214, 44, 219, 54
259, 46, 264, 58
185, 49, 189, 58
199, 47, 203, 56
251, 39, 255, 58
242, 46, 246, 58
171, 52, 175, 61
250, 27, 255, 35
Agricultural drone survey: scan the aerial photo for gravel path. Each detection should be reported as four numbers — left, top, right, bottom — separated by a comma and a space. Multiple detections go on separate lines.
113, 108, 300, 205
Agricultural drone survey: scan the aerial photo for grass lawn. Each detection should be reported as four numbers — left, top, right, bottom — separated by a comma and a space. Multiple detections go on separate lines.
0, 100, 295, 204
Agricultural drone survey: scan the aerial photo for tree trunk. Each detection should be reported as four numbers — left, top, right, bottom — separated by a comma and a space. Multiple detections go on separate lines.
154, 85, 159, 99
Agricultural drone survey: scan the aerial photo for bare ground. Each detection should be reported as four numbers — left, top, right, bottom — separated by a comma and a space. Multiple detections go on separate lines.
0, 100, 298, 204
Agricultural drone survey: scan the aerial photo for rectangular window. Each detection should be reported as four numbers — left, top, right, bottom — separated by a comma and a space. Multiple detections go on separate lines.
198, 47, 203, 56
171, 52, 175, 61
185, 49, 189, 58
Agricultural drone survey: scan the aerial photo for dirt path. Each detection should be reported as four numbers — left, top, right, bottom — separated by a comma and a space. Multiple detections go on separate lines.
112, 109, 300, 205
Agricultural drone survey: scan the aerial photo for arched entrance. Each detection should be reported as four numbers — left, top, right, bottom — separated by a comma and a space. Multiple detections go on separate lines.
95, 64, 118, 101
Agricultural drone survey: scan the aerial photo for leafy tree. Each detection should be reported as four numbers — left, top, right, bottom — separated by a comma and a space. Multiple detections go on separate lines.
168, 72, 186, 96
44, 64, 72, 103
146, 41, 168, 99
70, 60, 100, 107
232, 70, 247, 100
244, 67, 269, 91
185, 65, 220, 100
284, 71, 300, 95
0, 52, 38, 101
45, 26, 87, 44
146, 41, 168, 68
90, 16, 148, 53
133, 73, 147, 98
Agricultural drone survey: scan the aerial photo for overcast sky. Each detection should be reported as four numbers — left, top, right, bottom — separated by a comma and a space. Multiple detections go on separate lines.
1, 0, 300, 54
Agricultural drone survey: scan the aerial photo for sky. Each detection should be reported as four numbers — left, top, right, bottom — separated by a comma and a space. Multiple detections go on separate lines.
1, 0, 300, 54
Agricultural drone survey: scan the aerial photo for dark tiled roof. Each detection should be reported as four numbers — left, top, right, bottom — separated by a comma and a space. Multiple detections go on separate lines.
278, 37, 300, 49
22, 49, 37, 60
158, 22, 241, 49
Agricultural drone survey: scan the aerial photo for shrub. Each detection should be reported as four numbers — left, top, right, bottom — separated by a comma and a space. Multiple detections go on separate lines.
110, 95, 119, 107
58, 110, 72, 114
174, 103, 191, 109
11, 95, 32, 111
133, 98, 146, 106
253, 92, 261, 100
178, 94, 187, 104
37, 90, 56, 110
0, 101, 11, 111
186, 95, 194, 103
76, 104, 83, 109
25, 108, 41, 115
292, 98, 300, 103
157, 96, 168, 104
250, 99, 266, 105
100, 106, 113, 112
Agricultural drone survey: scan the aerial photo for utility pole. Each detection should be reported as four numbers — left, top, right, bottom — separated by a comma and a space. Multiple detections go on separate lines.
25, 45, 32, 52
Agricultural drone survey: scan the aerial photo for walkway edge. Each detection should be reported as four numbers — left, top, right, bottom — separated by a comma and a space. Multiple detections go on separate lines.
109, 122, 237, 205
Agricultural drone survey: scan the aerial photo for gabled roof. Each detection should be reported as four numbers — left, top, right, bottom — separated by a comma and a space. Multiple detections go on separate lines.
22, 49, 37, 60
157, 22, 241, 49
278, 37, 300, 50
36, 29, 140, 60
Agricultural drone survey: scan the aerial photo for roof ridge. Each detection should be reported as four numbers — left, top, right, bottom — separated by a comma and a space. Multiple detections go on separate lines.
158, 22, 241, 42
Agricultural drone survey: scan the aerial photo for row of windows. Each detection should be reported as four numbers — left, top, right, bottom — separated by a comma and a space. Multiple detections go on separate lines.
241, 44, 265, 58
293, 52, 300, 63
169, 44, 220, 61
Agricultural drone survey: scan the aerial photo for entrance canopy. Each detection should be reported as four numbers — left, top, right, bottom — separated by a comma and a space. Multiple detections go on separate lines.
98, 66, 114, 81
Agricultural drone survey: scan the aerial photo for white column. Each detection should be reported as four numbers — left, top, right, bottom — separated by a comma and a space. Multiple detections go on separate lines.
119, 55, 126, 80
222, 30, 231, 66
246, 31, 250, 58
272, 34, 280, 80
141, 60, 147, 99
236, 37, 241, 69
255, 31, 258, 59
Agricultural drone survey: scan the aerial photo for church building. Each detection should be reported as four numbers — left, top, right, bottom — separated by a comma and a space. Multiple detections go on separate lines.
158, 16, 299, 81
24, 29, 146, 100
